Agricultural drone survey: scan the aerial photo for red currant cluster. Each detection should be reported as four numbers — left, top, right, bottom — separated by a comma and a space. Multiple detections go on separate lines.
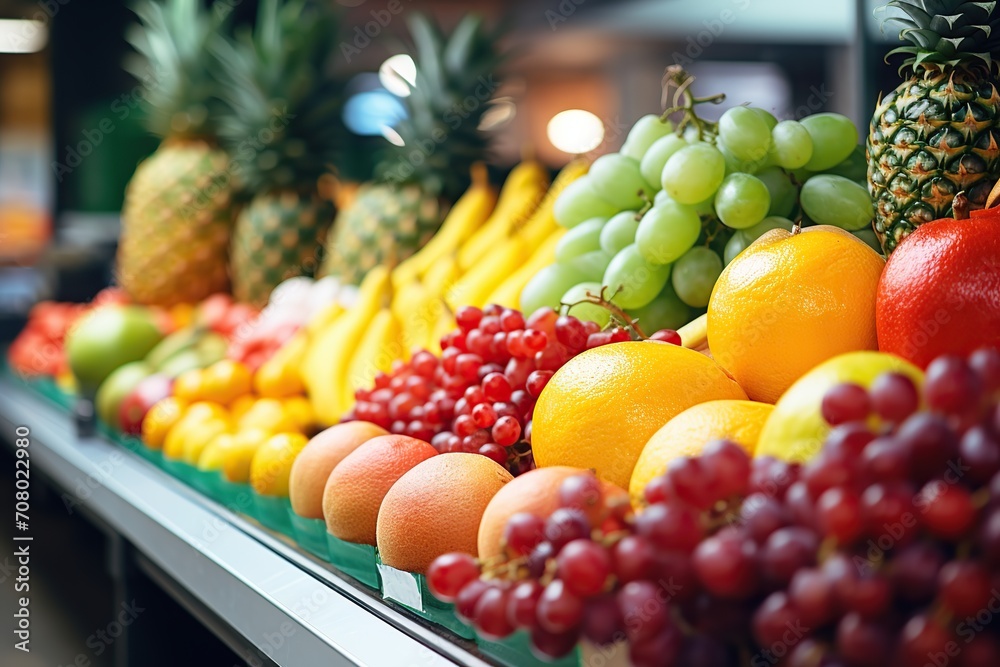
427, 347, 1000, 666
347, 305, 675, 474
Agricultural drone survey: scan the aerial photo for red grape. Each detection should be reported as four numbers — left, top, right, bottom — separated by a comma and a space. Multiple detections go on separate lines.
499, 308, 525, 332
692, 528, 757, 598
634, 501, 703, 553
821, 382, 871, 425
478, 443, 507, 466
970, 347, 1000, 393
612, 535, 658, 583
752, 591, 800, 647
617, 581, 669, 642
502, 512, 546, 556
455, 306, 483, 331
580, 594, 622, 646
473, 586, 514, 639
816, 486, 863, 544
649, 329, 682, 345
555, 316, 588, 350
921, 482, 975, 540
869, 371, 919, 422
427, 552, 480, 602
939, 559, 992, 616
536, 579, 584, 633
925, 354, 982, 414
491, 416, 521, 447
557, 539, 611, 597
544, 508, 591, 550
507, 580, 543, 629
525, 370, 553, 397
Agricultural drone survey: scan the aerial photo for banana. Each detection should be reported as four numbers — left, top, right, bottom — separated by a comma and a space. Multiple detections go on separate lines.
429, 302, 456, 354
254, 329, 309, 398
391, 279, 441, 355
516, 159, 589, 249
344, 309, 404, 405
422, 254, 461, 299
678, 313, 709, 351
392, 163, 497, 289
457, 160, 550, 272
301, 266, 391, 425
305, 301, 345, 337
447, 236, 527, 312
485, 228, 565, 309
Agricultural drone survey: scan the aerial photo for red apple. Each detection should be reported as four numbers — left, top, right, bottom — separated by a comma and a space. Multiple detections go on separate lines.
119, 374, 174, 435
196, 293, 234, 334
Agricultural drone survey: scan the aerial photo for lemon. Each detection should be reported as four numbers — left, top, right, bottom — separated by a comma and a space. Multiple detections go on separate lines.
250, 432, 309, 497
222, 428, 272, 483
197, 433, 235, 471
756, 351, 923, 463
238, 398, 297, 433
282, 396, 313, 431
141, 397, 186, 449
201, 359, 253, 405
629, 400, 773, 506
182, 418, 231, 464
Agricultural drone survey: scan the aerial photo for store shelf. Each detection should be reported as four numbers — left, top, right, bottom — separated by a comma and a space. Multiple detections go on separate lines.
0, 376, 492, 667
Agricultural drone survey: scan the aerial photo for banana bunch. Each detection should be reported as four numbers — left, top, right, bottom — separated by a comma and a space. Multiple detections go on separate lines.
446, 159, 589, 313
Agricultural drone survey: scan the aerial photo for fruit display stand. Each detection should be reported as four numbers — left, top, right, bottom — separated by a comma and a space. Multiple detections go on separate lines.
0, 373, 500, 667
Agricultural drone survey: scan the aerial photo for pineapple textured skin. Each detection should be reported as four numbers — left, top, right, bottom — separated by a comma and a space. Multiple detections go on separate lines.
118, 141, 232, 306
867, 67, 1000, 252
231, 191, 333, 307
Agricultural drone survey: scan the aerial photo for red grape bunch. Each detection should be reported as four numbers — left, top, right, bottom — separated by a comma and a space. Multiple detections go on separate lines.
346, 304, 679, 474
427, 347, 1000, 666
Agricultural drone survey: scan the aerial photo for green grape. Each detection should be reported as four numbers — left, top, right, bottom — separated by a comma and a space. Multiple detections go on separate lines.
724, 231, 751, 265
589, 153, 656, 210
824, 144, 867, 182
627, 281, 693, 332
563, 249, 614, 280
553, 176, 620, 228
654, 189, 672, 206
755, 167, 797, 218
604, 244, 672, 309
744, 215, 795, 241
561, 282, 612, 327
621, 114, 674, 161
555, 217, 605, 262
770, 120, 813, 170
718, 106, 771, 163
682, 125, 704, 143
672, 246, 723, 307
519, 262, 590, 315
600, 210, 640, 255
800, 174, 873, 231
718, 139, 766, 175
635, 200, 701, 265
639, 134, 686, 188
852, 227, 883, 254
751, 107, 778, 130
692, 195, 716, 217
714, 173, 770, 229
800, 113, 857, 171
661, 144, 726, 204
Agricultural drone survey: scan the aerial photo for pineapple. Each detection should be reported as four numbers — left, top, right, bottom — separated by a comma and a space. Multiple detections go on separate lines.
322, 13, 505, 285
867, 0, 1000, 253
118, 0, 234, 306
214, 0, 341, 306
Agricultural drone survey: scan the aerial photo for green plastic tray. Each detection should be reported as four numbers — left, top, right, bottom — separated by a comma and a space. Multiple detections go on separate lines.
251, 493, 294, 536
289, 514, 329, 559
376, 558, 475, 640
325, 533, 380, 589
162, 456, 197, 483
189, 468, 220, 497
206, 475, 255, 513
479, 630, 580, 667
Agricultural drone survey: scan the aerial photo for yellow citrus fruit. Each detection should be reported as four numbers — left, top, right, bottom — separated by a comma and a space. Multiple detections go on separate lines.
197, 432, 235, 471
161, 403, 229, 460
708, 225, 885, 404
201, 359, 253, 405
182, 418, 231, 464
629, 400, 774, 505
282, 396, 313, 431
141, 397, 187, 449
756, 351, 923, 463
184, 401, 230, 424
222, 428, 272, 483
238, 397, 297, 433
532, 341, 747, 490
173, 368, 206, 402
254, 358, 304, 398
250, 432, 309, 497
229, 394, 256, 421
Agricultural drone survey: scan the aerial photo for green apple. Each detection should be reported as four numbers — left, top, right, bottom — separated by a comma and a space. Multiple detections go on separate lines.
95, 361, 151, 428
65, 306, 164, 395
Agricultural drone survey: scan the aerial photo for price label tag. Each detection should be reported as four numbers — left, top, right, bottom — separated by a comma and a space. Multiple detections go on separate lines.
378, 564, 423, 611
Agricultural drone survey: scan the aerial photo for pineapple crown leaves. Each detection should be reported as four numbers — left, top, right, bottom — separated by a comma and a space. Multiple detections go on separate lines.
882, 0, 1000, 74
375, 12, 508, 202
124, 0, 230, 139
211, 0, 344, 196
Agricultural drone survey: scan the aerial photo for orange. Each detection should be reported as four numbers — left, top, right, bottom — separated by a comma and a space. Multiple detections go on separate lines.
289, 422, 389, 519
141, 396, 186, 449
322, 435, 437, 545
173, 368, 205, 401
477, 467, 627, 561
629, 400, 773, 505
532, 341, 747, 490
876, 213, 1000, 368
377, 453, 513, 573
708, 225, 884, 403
201, 359, 253, 404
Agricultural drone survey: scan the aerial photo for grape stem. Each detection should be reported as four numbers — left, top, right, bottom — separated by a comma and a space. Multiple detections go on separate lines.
562, 286, 652, 339
659, 65, 725, 141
